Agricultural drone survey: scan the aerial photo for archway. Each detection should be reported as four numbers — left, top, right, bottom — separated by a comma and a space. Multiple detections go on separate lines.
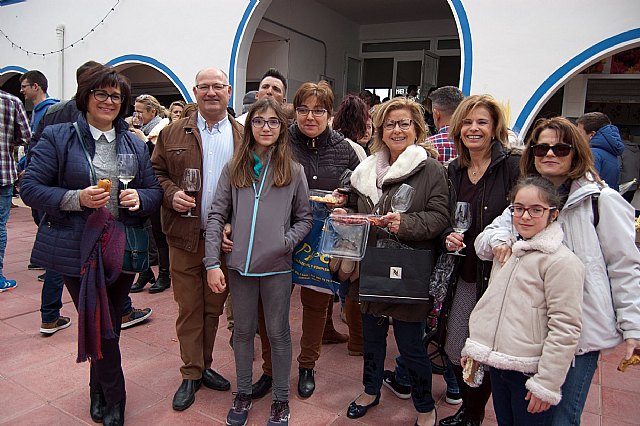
230, 0, 464, 112
0, 66, 27, 100
513, 30, 640, 135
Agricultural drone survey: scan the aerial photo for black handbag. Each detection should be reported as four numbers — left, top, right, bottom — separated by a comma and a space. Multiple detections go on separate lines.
429, 252, 458, 305
73, 122, 149, 273
359, 240, 434, 304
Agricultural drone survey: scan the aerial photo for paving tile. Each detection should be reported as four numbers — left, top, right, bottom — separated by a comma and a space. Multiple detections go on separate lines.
584, 383, 602, 415
600, 360, 640, 393
8, 354, 88, 400
580, 411, 602, 426
600, 343, 628, 364
0, 333, 70, 377
2, 403, 86, 426
0, 377, 45, 422
601, 386, 640, 423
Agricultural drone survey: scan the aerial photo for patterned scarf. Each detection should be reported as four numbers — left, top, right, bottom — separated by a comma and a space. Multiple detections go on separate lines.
76, 207, 126, 362
141, 115, 161, 136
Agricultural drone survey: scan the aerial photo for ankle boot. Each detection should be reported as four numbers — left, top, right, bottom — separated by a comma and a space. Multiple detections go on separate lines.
103, 397, 125, 426
89, 388, 105, 423
345, 297, 363, 355
149, 268, 171, 293
130, 268, 155, 293
322, 302, 348, 344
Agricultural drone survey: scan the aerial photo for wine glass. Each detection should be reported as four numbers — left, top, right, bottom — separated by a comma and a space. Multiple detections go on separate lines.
117, 154, 138, 208
181, 168, 201, 218
450, 202, 472, 256
391, 184, 416, 213
131, 112, 144, 130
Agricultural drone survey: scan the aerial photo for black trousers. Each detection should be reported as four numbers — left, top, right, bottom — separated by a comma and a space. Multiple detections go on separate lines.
451, 363, 492, 422
64, 273, 134, 404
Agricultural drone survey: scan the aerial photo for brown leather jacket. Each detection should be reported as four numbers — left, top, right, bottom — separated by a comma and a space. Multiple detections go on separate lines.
151, 113, 243, 253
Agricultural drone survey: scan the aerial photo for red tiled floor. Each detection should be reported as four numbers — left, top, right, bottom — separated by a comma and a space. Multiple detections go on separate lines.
2, 204, 639, 425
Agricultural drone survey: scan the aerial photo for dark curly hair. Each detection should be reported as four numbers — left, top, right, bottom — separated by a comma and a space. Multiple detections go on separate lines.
332, 94, 368, 141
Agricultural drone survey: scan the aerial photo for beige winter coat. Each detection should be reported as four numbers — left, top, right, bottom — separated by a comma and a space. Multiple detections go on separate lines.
462, 221, 584, 405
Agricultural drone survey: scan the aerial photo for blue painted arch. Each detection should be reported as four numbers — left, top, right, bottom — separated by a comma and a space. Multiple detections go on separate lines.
449, 0, 472, 95
513, 28, 640, 135
228, 0, 259, 107
0, 65, 28, 75
106, 54, 192, 102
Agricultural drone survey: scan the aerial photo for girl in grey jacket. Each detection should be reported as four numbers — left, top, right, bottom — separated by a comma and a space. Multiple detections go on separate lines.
204, 98, 312, 426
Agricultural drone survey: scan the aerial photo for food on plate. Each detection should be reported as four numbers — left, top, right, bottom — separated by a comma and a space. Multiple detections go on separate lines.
309, 194, 339, 204
97, 178, 112, 193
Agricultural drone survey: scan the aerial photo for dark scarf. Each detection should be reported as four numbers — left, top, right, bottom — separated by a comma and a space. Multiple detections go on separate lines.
77, 207, 126, 363
141, 115, 162, 136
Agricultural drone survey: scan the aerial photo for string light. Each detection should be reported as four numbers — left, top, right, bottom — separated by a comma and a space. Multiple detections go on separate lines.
0, 0, 120, 56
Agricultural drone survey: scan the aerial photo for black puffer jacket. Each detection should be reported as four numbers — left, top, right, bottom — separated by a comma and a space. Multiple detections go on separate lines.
289, 124, 360, 190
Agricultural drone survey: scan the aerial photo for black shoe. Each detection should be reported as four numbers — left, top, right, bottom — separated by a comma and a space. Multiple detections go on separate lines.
382, 369, 411, 399
172, 379, 201, 411
202, 368, 231, 391
121, 307, 153, 329
439, 407, 465, 426
251, 374, 272, 399
102, 398, 125, 426
28, 263, 44, 270
130, 269, 156, 293
149, 269, 170, 293
90, 388, 105, 423
37, 273, 45, 282
346, 393, 380, 419
297, 368, 315, 398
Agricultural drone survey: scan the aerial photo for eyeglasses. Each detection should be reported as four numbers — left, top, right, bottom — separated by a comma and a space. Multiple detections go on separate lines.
509, 204, 557, 218
530, 143, 573, 157
251, 117, 281, 129
383, 119, 413, 131
295, 107, 327, 117
196, 83, 230, 92
91, 90, 123, 104
20, 83, 34, 90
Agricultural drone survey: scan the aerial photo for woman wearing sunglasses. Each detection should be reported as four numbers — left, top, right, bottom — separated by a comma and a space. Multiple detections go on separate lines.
476, 116, 640, 425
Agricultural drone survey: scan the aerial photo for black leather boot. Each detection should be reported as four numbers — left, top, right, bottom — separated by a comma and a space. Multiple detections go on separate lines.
297, 368, 315, 398
130, 268, 156, 293
89, 388, 105, 423
149, 268, 170, 293
102, 397, 125, 426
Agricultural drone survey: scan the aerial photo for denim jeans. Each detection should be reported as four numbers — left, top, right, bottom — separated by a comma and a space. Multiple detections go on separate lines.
40, 270, 65, 323
363, 314, 435, 413
0, 184, 13, 278
490, 368, 554, 426
551, 351, 599, 426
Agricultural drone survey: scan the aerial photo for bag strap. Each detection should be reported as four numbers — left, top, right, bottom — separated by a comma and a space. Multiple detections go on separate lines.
592, 193, 600, 228
73, 122, 97, 185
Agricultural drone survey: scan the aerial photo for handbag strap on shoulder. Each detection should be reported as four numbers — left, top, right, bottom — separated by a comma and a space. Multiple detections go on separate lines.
73, 122, 97, 186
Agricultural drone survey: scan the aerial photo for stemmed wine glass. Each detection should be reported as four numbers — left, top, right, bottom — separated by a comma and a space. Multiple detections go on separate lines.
117, 154, 138, 208
391, 184, 416, 213
182, 168, 201, 218
450, 202, 472, 256
131, 112, 144, 130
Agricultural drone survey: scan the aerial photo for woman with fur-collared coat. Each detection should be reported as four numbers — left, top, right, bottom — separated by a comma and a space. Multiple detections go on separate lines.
344, 98, 449, 426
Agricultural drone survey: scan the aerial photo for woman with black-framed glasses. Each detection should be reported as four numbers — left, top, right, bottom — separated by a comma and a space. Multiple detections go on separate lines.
476, 116, 640, 425
21, 65, 162, 426
252, 81, 361, 401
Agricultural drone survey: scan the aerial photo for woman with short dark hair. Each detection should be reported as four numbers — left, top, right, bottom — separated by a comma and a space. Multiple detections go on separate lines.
21, 65, 162, 426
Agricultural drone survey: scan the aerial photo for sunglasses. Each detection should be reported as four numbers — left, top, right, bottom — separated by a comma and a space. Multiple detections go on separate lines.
530, 143, 573, 157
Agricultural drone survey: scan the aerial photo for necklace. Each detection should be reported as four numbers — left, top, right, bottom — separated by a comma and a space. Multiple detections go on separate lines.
468, 158, 491, 183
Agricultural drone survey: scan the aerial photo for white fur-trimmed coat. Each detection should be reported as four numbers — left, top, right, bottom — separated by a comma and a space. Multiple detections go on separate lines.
462, 221, 585, 405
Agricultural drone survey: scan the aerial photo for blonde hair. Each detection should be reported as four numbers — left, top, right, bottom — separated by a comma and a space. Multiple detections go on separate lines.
449, 94, 509, 167
135, 94, 163, 117
370, 98, 437, 158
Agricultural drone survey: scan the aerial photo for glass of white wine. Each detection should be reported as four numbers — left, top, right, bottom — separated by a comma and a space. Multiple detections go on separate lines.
117, 153, 138, 208
450, 201, 471, 256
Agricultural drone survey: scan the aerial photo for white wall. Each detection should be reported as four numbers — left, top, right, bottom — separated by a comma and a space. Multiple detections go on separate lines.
0, 0, 247, 100
461, 0, 640, 133
360, 19, 458, 41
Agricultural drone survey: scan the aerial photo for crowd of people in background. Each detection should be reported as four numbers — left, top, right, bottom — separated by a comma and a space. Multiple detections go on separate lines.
1, 61, 640, 426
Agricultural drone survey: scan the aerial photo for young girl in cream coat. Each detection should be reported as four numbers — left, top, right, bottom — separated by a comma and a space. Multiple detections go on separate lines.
462, 176, 584, 425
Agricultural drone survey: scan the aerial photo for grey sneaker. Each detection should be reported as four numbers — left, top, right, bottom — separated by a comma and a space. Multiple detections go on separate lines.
267, 400, 290, 425
121, 307, 152, 329
226, 392, 252, 426
40, 316, 72, 334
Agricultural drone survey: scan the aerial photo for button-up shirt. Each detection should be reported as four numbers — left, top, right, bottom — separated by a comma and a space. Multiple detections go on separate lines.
427, 125, 456, 165
0, 90, 30, 186
197, 112, 234, 228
